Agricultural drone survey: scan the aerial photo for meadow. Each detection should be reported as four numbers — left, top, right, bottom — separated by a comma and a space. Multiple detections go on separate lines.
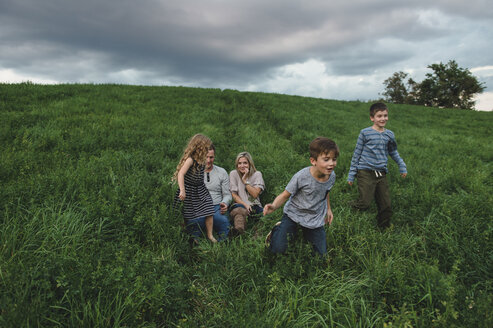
0, 83, 492, 327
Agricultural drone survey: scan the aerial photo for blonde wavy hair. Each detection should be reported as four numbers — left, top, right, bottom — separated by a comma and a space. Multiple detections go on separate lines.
235, 151, 257, 179
172, 134, 212, 182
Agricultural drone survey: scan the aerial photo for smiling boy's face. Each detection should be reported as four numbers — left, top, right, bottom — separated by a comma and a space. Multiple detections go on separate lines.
370, 109, 389, 130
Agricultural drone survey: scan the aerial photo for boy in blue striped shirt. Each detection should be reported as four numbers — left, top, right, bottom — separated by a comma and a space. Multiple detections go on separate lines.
348, 102, 407, 229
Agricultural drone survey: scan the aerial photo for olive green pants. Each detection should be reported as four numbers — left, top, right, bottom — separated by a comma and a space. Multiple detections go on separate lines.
353, 170, 392, 228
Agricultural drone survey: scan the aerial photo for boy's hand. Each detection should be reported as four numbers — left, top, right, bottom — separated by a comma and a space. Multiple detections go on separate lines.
348, 181, 353, 186
263, 203, 275, 216
401, 173, 407, 178
325, 209, 334, 225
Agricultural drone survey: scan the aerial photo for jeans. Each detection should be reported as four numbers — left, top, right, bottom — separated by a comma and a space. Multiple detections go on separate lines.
186, 204, 230, 241
269, 213, 327, 256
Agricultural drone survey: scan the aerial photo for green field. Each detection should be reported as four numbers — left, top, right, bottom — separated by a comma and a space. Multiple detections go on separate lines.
1, 83, 492, 327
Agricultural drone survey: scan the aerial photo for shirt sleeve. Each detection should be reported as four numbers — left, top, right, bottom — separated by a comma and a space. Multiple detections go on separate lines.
229, 171, 239, 194
285, 170, 301, 195
348, 131, 364, 182
250, 171, 265, 191
388, 135, 407, 173
220, 169, 232, 205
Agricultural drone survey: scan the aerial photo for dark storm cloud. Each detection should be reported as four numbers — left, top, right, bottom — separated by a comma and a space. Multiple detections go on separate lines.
1, 0, 492, 109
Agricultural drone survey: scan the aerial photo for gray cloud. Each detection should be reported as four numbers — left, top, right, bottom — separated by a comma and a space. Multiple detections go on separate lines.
1, 0, 492, 108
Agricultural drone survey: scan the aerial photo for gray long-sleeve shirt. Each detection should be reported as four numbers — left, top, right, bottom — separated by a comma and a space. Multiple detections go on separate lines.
204, 165, 232, 206
348, 127, 407, 182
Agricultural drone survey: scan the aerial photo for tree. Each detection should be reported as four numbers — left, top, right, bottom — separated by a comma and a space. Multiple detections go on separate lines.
419, 60, 485, 109
382, 60, 486, 110
382, 71, 409, 104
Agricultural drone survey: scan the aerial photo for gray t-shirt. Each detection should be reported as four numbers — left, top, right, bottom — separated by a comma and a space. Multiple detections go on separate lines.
283, 167, 336, 229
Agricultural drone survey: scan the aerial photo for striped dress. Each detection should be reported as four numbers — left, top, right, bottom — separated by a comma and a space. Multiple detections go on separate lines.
174, 159, 215, 220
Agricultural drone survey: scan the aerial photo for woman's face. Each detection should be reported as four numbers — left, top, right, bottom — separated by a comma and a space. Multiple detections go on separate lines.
237, 157, 250, 174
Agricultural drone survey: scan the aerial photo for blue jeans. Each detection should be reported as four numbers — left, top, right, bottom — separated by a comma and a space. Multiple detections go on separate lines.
186, 204, 230, 241
269, 214, 327, 256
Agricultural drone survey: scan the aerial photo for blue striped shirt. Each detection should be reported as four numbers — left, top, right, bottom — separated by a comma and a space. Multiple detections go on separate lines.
347, 127, 407, 182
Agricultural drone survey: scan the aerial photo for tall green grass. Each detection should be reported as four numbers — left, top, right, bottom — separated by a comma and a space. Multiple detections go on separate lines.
1, 83, 492, 327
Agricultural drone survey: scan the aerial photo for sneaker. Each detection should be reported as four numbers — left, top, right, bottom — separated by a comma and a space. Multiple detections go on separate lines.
265, 221, 281, 247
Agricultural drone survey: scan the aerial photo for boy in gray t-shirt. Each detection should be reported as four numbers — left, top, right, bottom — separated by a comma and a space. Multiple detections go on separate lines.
264, 137, 338, 256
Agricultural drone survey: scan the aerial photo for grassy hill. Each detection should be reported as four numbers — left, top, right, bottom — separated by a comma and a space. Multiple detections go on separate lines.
1, 83, 492, 327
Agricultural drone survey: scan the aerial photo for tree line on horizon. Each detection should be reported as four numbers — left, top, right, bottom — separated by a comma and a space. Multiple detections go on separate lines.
382, 60, 486, 110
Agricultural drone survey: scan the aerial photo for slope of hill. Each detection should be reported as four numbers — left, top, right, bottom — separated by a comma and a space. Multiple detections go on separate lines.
1, 83, 492, 327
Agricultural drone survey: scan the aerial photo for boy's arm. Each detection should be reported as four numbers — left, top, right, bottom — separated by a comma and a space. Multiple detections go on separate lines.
325, 193, 333, 225
348, 132, 364, 184
263, 190, 291, 216
388, 137, 407, 178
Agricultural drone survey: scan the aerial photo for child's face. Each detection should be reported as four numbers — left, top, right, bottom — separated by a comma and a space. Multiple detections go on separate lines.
237, 157, 250, 174
370, 109, 388, 129
310, 151, 337, 177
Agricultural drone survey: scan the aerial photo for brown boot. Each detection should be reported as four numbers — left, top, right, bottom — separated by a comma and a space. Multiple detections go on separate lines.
230, 207, 248, 235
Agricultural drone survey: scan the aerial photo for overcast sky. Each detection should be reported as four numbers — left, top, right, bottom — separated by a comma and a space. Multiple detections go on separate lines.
1, 0, 492, 110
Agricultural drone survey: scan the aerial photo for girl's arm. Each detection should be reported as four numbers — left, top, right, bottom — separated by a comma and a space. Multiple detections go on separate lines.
177, 157, 193, 200
263, 190, 291, 216
325, 193, 333, 225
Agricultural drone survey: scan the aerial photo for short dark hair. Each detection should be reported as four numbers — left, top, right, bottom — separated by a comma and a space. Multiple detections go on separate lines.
309, 137, 339, 159
370, 102, 388, 117
209, 144, 216, 152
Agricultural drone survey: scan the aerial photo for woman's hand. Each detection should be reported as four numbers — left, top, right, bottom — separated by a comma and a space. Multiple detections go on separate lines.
179, 189, 186, 200
241, 168, 250, 184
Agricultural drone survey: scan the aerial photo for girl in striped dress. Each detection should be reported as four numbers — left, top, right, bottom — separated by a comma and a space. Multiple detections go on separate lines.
173, 134, 217, 243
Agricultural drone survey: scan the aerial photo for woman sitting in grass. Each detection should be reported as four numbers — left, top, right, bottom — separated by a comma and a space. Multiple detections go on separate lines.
229, 152, 265, 235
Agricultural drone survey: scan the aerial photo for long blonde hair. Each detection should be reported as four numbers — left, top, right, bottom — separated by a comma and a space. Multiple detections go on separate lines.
235, 151, 257, 179
172, 134, 212, 182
